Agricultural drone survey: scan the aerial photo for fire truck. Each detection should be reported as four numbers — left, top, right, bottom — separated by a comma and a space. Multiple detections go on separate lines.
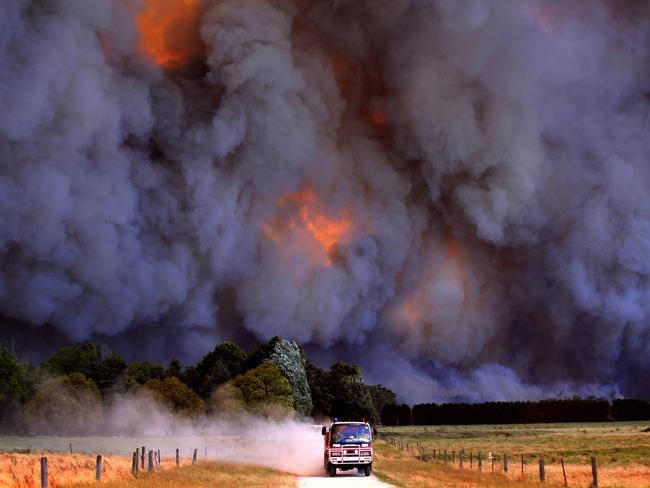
321, 420, 377, 477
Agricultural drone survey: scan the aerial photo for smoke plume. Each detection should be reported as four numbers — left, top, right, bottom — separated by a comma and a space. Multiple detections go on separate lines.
1, 0, 649, 402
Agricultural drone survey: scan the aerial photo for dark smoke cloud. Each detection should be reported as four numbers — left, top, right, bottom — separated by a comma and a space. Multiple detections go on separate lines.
1, 0, 649, 402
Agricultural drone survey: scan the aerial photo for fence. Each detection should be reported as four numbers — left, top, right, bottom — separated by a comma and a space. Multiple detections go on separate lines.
381, 435, 600, 487
37, 445, 212, 488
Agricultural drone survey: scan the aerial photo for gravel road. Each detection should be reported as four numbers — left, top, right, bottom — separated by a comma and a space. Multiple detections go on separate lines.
297, 472, 394, 488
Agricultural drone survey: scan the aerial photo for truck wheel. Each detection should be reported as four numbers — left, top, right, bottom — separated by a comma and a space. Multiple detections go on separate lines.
364, 464, 372, 476
328, 464, 337, 477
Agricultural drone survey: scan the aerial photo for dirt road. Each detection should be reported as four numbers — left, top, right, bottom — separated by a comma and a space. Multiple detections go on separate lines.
297, 472, 394, 488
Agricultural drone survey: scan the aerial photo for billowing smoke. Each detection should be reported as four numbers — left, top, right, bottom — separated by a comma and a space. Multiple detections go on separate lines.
1, 0, 649, 402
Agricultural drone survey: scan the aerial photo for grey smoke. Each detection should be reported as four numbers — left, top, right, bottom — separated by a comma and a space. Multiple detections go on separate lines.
1, 0, 649, 402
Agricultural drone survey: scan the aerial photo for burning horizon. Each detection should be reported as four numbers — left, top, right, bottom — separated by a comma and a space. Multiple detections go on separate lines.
1, 0, 649, 403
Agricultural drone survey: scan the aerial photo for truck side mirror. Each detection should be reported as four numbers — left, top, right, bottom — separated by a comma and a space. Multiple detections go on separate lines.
322, 426, 327, 436
373, 427, 378, 436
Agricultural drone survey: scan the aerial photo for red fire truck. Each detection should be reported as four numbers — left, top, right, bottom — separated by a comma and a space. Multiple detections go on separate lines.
321, 420, 377, 477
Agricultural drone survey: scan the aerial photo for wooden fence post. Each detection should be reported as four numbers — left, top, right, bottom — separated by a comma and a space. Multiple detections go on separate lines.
444, 450, 448, 464
40, 457, 48, 488
492, 456, 494, 471
192, 448, 198, 465
452, 451, 455, 463
69, 443, 73, 455
478, 451, 483, 471
504, 453, 509, 472
539, 458, 545, 482
96, 455, 102, 481
132, 452, 138, 475
148, 451, 154, 471
460, 450, 464, 469
561, 457, 567, 486
521, 454, 524, 477
176, 449, 180, 467
157, 449, 161, 469
141, 446, 145, 470
591, 457, 598, 488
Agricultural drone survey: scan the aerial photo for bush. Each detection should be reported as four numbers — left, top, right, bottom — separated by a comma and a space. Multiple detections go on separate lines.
43, 343, 125, 393
25, 373, 102, 435
231, 363, 294, 416
142, 377, 204, 418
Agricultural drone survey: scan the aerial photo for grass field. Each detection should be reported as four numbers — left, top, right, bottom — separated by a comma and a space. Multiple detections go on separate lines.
374, 422, 650, 487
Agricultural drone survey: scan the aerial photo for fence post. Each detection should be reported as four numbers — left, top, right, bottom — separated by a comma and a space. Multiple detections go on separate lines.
69, 443, 73, 455
521, 454, 524, 477
192, 448, 198, 465
148, 451, 154, 471
492, 456, 494, 471
478, 451, 483, 471
452, 451, 455, 463
132, 452, 138, 475
539, 458, 545, 482
591, 457, 598, 488
460, 450, 464, 469
157, 449, 161, 469
444, 450, 448, 464
176, 449, 180, 467
504, 453, 509, 472
96, 455, 102, 481
40, 457, 48, 488
141, 446, 145, 470
561, 457, 567, 486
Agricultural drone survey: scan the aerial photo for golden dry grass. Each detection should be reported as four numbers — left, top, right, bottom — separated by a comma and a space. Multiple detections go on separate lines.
0, 454, 289, 488
67, 462, 295, 488
374, 422, 650, 488
373, 441, 650, 488
0, 453, 134, 487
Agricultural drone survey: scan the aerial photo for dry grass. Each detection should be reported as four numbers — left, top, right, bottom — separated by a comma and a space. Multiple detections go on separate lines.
0, 454, 293, 488
374, 422, 650, 488
373, 441, 650, 488
0, 453, 135, 487
66, 462, 295, 488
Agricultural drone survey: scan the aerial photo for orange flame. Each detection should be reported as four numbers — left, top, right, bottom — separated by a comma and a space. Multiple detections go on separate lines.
263, 189, 352, 263
137, 0, 204, 67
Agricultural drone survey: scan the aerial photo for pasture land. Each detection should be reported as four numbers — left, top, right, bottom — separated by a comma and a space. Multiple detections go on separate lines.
375, 422, 650, 487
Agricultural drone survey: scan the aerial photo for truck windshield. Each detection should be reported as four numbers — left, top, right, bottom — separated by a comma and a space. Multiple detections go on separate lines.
330, 424, 371, 445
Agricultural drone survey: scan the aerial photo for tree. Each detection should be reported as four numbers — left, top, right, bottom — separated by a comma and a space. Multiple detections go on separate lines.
368, 384, 397, 420
43, 343, 126, 393
0, 346, 34, 432
209, 383, 246, 416
122, 362, 166, 391
265, 338, 313, 418
306, 360, 334, 418
231, 363, 294, 415
25, 373, 102, 435
142, 377, 204, 418
306, 361, 378, 423
184, 342, 248, 399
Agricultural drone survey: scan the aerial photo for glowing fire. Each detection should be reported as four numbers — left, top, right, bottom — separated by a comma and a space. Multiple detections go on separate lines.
393, 239, 467, 327
263, 189, 352, 263
137, 0, 204, 67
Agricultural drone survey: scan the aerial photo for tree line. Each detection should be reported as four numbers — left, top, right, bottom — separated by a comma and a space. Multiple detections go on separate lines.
381, 398, 650, 426
0, 337, 391, 435
2, 338, 648, 436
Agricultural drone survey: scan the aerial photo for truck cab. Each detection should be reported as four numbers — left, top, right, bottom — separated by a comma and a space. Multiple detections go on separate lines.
321, 420, 377, 477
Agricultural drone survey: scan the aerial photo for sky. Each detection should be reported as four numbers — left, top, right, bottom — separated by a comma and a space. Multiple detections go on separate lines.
0, 0, 649, 403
